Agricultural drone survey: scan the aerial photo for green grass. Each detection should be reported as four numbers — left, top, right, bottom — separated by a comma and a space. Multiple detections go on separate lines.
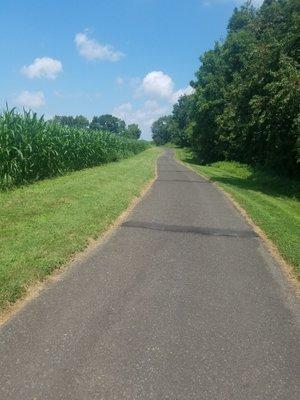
0, 147, 161, 310
176, 147, 300, 278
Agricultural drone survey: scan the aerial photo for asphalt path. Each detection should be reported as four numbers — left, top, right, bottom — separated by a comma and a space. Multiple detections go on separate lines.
1, 149, 299, 399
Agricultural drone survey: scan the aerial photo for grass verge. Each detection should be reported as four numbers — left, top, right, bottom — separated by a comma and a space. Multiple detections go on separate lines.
176, 147, 300, 279
0, 147, 161, 311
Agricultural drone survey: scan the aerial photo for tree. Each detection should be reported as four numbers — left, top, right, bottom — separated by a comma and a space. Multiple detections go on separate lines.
150, 0, 300, 175
125, 124, 141, 139
172, 95, 195, 147
190, 43, 227, 162
152, 116, 175, 145
51, 115, 89, 129
73, 115, 89, 129
90, 114, 126, 134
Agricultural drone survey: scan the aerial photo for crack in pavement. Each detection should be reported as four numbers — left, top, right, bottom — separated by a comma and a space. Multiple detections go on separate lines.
122, 220, 258, 238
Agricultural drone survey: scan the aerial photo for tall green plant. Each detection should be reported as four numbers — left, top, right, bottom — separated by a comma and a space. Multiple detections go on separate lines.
0, 108, 150, 189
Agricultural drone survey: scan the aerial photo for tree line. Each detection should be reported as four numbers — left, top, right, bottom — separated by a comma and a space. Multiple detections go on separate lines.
50, 114, 141, 140
152, 0, 299, 176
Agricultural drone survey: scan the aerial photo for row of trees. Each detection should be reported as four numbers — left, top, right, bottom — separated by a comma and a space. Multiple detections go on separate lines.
51, 114, 141, 140
152, 0, 299, 176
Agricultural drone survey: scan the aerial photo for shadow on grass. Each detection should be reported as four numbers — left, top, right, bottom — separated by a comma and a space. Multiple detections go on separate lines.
180, 149, 300, 201
208, 174, 300, 201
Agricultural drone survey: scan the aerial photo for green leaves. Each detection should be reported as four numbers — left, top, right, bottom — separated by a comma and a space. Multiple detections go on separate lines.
0, 109, 150, 189
156, 0, 299, 176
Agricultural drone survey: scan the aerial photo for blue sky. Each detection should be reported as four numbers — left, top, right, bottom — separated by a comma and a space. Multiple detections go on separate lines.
0, 0, 262, 139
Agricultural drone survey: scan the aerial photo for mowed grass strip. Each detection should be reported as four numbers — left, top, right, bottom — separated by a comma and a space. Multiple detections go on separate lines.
176, 148, 300, 278
0, 147, 161, 310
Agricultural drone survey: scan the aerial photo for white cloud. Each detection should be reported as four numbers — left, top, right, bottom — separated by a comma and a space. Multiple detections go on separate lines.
113, 100, 170, 139
172, 85, 195, 103
21, 57, 62, 79
114, 102, 133, 116
140, 71, 174, 99
15, 90, 45, 109
75, 32, 124, 61
114, 72, 195, 139
138, 71, 194, 104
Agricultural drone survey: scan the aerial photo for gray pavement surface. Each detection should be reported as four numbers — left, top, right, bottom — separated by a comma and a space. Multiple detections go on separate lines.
0, 149, 299, 399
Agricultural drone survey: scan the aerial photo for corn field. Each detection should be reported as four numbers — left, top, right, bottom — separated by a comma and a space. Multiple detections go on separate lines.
0, 108, 150, 189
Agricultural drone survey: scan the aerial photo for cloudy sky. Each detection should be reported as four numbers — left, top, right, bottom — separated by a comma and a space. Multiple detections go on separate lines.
0, 0, 262, 139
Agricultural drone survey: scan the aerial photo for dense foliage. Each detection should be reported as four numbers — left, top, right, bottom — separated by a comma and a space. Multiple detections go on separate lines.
51, 115, 90, 130
89, 114, 126, 134
152, 0, 300, 176
51, 113, 141, 139
125, 123, 142, 140
0, 109, 150, 189
152, 116, 176, 145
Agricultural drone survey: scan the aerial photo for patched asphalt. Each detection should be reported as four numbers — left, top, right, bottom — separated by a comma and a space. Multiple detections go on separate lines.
0, 149, 299, 399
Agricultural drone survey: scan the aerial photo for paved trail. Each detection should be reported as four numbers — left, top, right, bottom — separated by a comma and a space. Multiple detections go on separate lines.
1, 149, 299, 399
